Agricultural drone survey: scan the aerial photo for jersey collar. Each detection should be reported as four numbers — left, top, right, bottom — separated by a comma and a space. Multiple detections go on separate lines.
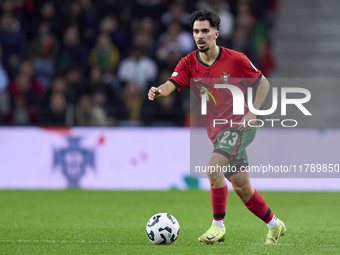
196, 46, 222, 67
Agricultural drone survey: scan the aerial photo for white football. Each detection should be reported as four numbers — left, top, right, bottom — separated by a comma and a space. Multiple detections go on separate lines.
146, 213, 180, 245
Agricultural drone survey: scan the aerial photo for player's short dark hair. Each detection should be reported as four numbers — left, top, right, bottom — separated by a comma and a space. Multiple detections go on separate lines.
189, 10, 220, 31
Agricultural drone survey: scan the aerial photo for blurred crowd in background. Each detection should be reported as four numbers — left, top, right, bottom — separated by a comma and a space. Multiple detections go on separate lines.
0, 0, 279, 127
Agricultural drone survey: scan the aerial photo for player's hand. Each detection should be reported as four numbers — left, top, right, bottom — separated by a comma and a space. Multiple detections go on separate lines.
238, 112, 256, 132
148, 87, 162, 101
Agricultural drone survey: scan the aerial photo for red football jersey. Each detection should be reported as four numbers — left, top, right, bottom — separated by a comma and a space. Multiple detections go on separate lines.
169, 47, 262, 143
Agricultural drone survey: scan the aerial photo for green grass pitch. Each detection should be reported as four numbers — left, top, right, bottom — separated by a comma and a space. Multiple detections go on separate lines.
0, 190, 339, 255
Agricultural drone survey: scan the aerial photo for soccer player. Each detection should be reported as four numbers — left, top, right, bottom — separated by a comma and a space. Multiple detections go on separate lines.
148, 10, 286, 245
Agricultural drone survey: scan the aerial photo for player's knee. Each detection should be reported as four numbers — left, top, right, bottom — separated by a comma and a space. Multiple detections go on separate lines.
207, 169, 224, 180
233, 184, 252, 197
209, 177, 225, 188
232, 186, 244, 196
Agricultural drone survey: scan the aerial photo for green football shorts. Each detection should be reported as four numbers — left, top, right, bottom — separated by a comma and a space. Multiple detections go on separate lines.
213, 126, 257, 178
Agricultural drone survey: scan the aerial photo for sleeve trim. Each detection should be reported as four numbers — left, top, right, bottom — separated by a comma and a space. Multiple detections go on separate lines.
251, 73, 263, 87
168, 79, 180, 90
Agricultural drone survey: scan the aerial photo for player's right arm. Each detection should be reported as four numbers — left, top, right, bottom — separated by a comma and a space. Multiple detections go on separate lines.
148, 80, 176, 101
149, 55, 190, 100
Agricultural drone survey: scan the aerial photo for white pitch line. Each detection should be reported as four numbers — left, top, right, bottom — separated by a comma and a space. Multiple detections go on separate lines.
0, 240, 114, 244
0, 240, 338, 247
224, 242, 338, 247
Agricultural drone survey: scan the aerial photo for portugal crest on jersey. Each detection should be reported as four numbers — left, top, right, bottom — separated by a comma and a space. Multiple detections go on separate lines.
221, 72, 230, 84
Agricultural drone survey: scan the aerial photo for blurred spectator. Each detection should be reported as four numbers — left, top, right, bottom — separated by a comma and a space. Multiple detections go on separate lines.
153, 93, 183, 126
28, 22, 59, 89
142, 69, 184, 126
19, 60, 45, 94
12, 0, 35, 26
39, 92, 67, 126
117, 46, 157, 90
156, 21, 194, 65
140, 16, 157, 36
0, 44, 9, 92
160, 2, 190, 30
5, 95, 37, 125
94, 0, 121, 19
0, 43, 10, 121
132, 32, 154, 58
64, 66, 84, 103
0, 0, 15, 15
196, 0, 234, 45
85, 66, 113, 100
99, 16, 131, 59
28, 1, 60, 39
249, 0, 278, 76
0, 13, 26, 78
76, 94, 108, 126
118, 5, 133, 33
8, 72, 44, 108
235, 0, 255, 28
228, 25, 258, 67
87, 65, 104, 87
86, 65, 127, 121
92, 89, 125, 125
134, 0, 165, 20
45, 76, 67, 104
89, 33, 119, 73
62, 0, 96, 47
122, 80, 144, 123
160, 49, 183, 71
0, 0, 35, 21
63, 1, 82, 27
78, 0, 96, 46
250, 0, 278, 21
101, 72, 121, 96
55, 25, 88, 75
132, 17, 158, 57
233, 0, 277, 76
142, 92, 184, 126
90, 90, 114, 126
85, 66, 115, 101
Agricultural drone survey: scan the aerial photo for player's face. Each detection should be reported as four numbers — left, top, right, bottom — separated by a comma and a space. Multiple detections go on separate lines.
193, 20, 219, 52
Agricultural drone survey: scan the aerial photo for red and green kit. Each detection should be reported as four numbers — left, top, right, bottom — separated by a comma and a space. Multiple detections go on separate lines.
168, 47, 262, 173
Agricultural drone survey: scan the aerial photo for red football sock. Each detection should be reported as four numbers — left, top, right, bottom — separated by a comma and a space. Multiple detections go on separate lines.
211, 186, 228, 220
244, 189, 274, 223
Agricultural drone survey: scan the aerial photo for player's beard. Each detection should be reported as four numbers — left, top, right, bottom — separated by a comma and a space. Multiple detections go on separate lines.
197, 46, 209, 52
196, 40, 209, 52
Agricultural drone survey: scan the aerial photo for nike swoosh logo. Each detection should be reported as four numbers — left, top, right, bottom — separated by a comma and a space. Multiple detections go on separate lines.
206, 233, 220, 241
219, 145, 230, 149
193, 78, 203, 82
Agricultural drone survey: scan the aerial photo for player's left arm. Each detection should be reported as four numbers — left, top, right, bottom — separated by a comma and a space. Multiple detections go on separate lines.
239, 75, 270, 132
